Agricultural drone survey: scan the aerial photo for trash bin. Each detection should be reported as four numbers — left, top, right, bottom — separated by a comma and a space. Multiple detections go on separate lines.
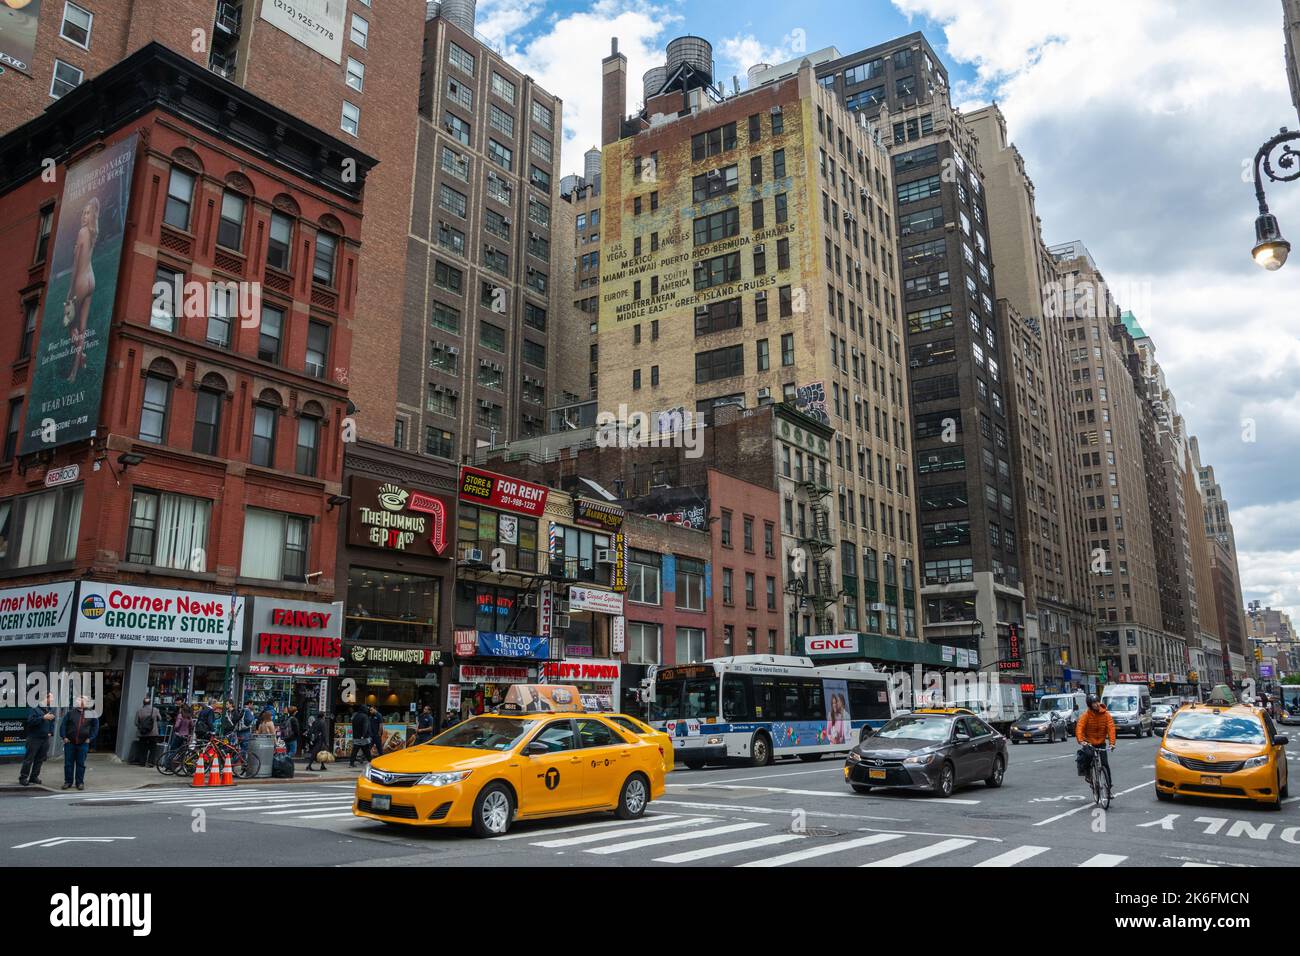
250, 734, 277, 778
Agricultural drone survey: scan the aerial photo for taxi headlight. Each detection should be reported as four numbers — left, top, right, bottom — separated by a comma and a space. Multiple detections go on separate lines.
1157, 747, 1182, 767
416, 770, 472, 787
846, 750, 862, 763
706, 736, 723, 745
1242, 755, 1270, 770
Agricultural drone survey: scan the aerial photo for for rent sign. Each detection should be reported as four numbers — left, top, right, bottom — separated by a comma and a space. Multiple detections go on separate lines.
73, 583, 244, 651
458, 466, 549, 516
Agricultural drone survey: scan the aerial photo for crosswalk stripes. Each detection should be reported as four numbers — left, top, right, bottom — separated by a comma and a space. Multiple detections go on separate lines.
1079, 853, 1128, 867
736, 832, 907, 867
530, 816, 713, 848
974, 845, 1051, 867
584, 821, 767, 855
860, 838, 977, 867
653, 832, 804, 864
494, 812, 683, 841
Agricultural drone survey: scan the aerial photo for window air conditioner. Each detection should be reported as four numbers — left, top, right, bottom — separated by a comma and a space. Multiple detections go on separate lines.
521, 593, 538, 608
553, 613, 571, 629
595, 549, 615, 564
463, 548, 484, 563
555, 599, 570, 614
757, 387, 771, 400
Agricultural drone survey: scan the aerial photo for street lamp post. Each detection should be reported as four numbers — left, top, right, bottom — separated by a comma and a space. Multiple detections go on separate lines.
1250, 128, 1300, 270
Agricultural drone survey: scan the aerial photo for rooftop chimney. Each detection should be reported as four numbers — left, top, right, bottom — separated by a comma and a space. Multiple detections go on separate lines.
601, 37, 627, 146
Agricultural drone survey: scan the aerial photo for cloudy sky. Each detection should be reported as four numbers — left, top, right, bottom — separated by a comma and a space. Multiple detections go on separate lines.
475, 0, 1300, 623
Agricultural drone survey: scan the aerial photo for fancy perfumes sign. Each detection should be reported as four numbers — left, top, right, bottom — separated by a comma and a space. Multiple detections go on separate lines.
348, 478, 452, 557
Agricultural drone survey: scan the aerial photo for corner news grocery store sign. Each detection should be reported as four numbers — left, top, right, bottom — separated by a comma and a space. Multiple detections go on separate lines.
74, 583, 244, 651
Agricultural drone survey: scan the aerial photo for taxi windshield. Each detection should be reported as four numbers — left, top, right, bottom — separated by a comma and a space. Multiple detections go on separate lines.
1165, 711, 1267, 745
430, 717, 537, 751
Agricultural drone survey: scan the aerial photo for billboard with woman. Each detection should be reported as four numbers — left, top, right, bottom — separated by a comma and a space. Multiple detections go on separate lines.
22, 134, 138, 454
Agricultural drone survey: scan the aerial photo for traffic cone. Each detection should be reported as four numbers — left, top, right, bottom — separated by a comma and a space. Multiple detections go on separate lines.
191, 753, 206, 788
221, 752, 234, 786
207, 750, 222, 787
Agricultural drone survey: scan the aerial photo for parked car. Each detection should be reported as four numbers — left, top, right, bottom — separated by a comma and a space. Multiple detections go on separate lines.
1009, 710, 1067, 744
843, 709, 1008, 798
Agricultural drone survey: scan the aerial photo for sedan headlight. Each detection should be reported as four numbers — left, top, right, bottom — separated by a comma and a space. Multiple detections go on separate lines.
846, 750, 862, 763
903, 753, 938, 767
1157, 747, 1182, 767
415, 770, 472, 787
1242, 755, 1270, 770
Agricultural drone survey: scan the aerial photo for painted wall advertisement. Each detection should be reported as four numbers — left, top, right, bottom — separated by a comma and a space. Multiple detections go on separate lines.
22, 135, 139, 454
259, 0, 346, 63
0, 581, 76, 646
73, 583, 244, 652
0, 0, 41, 74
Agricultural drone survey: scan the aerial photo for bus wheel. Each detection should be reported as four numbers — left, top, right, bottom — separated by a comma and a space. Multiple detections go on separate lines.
749, 732, 773, 767
797, 753, 822, 762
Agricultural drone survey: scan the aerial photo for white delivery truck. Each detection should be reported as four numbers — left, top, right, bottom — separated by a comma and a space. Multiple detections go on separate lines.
947, 680, 1024, 735
1038, 690, 1087, 735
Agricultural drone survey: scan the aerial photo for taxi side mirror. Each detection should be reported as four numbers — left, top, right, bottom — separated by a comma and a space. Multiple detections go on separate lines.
1277, 735, 1289, 747
524, 741, 550, 756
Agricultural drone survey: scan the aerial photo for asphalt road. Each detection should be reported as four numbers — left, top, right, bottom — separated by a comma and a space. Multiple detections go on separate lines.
2, 736, 1297, 867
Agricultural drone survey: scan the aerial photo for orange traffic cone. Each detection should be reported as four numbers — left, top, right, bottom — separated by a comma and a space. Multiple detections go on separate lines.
191, 753, 207, 788
207, 750, 222, 787
221, 752, 234, 786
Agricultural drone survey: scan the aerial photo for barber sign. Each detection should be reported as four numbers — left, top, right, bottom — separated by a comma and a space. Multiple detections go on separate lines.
806, 633, 858, 656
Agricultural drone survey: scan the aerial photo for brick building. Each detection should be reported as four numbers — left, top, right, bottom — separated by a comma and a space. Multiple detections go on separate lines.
0, 0, 426, 442
0, 43, 372, 756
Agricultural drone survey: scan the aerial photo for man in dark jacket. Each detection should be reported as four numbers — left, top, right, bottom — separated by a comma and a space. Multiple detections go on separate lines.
19, 692, 56, 786
282, 705, 301, 758
195, 701, 215, 740
133, 696, 162, 766
368, 706, 384, 757
348, 705, 371, 766
59, 697, 98, 791
414, 705, 436, 745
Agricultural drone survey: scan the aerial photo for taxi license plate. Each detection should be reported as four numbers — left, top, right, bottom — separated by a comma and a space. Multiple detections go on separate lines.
371, 794, 391, 811
868, 769, 887, 780
1199, 775, 1221, 787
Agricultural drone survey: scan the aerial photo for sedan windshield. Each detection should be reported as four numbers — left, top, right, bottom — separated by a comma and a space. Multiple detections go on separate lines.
429, 717, 537, 751
876, 716, 952, 741
1165, 712, 1266, 746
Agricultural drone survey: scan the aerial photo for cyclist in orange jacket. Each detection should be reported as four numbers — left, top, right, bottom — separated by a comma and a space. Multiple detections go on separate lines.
1076, 695, 1116, 796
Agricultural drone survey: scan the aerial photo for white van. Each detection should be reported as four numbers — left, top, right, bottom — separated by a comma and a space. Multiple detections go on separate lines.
1038, 691, 1087, 735
1101, 683, 1153, 737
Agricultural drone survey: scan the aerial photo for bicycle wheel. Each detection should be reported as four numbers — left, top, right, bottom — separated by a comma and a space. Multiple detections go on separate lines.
1089, 756, 1103, 807
237, 751, 261, 779
156, 749, 180, 775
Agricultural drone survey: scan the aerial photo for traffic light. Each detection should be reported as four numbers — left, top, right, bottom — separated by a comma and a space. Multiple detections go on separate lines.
1255, 646, 1263, 661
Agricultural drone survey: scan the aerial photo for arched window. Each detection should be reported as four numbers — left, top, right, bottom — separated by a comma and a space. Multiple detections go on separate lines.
295, 401, 324, 476
192, 373, 226, 456
139, 359, 177, 444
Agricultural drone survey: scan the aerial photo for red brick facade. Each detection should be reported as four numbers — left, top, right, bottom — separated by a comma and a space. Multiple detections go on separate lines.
707, 471, 784, 658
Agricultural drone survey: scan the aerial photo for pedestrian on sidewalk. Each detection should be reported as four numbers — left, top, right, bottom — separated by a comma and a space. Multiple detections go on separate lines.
236, 701, 256, 756
303, 713, 329, 772
348, 705, 371, 766
282, 705, 301, 758
18, 692, 56, 786
133, 696, 162, 766
195, 700, 215, 741
368, 705, 384, 756
413, 705, 435, 746
256, 710, 277, 735
59, 696, 98, 791
167, 702, 193, 760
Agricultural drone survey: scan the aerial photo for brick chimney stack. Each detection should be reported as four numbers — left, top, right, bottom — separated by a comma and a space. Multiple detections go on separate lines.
601, 37, 627, 146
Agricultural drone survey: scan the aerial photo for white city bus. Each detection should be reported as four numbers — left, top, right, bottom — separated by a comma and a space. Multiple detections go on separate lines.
1280, 684, 1300, 726
647, 655, 896, 769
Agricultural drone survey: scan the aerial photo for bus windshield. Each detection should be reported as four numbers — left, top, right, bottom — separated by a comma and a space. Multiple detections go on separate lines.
650, 677, 719, 722
1282, 686, 1300, 711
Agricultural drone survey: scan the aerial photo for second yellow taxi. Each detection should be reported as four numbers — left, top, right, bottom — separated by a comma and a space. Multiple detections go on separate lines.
1155, 700, 1290, 810
353, 685, 668, 836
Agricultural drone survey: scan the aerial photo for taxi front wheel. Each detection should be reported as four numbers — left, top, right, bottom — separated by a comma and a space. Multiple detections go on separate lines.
472, 782, 516, 837
616, 773, 650, 819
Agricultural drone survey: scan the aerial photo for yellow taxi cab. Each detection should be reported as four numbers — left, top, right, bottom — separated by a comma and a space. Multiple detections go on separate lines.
1155, 701, 1290, 810
604, 712, 673, 773
353, 684, 667, 837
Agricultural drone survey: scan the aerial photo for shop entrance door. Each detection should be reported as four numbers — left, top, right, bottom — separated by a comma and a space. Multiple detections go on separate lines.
91, 670, 123, 753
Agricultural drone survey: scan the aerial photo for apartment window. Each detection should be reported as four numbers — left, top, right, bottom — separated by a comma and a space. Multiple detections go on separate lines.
19, 298, 40, 357
350, 14, 368, 48
694, 345, 744, 384
266, 212, 293, 271
251, 403, 277, 468
524, 303, 547, 332
426, 427, 454, 459
756, 339, 770, 371
691, 165, 739, 201
33, 207, 53, 264
694, 298, 742, 336
0, 485, 83, 570
676, 627, 706, 664
431, 302, 460, 333
340, 101, 360, 136
771, 108, 784, 134
675, 558, 705, 611
448, 41, 474, 76
192, 384, 222, 456
722, 568, 733, 605
438, 221, 466, 255
50, 60, 83, 99
60, 2, 93, 47
306, 321, 330, 378
254, 303, 283, 363
529, 165, 551, 192
295, 413, 321, 476
690, 122, 737, 160
441, 146, 469, 183
531, 101, 554, 131
490, 72, 516, 104
773, 148, 786, 178
126, 490, 210, 569
3, 399, 23, 463
444, 113, 471, 146
476, 402, 503, 430
627, 622, 661, 665
693, 252, 741, 290
693, 207, 740, 246
139, 373, 172, 444
745, 572, 756, 608
777, 237, 790, 270
163, 167, 196, 231
479, 321, 506, 353
241, 509, 309, 582
438, 183, 468, 219
720, 510, 732, 547
528, 199, 550, 227
781, 333, 794, 366
346, 57, 365, 92
522, 339, 546, 368
313, 232, 338, 284
434, 260, 463, 295
530, 133, 552, 163
897, 175, 941, 204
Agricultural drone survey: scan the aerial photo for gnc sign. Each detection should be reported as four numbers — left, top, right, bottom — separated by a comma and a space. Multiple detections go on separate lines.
806, 633, 858, 656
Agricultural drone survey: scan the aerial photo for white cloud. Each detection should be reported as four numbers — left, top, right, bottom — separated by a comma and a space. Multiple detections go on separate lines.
893, 0, 1300, 622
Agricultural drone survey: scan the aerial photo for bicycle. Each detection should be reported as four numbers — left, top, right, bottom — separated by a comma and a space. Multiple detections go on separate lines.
169, 734, 261, 779
1082, 743, 1113, 809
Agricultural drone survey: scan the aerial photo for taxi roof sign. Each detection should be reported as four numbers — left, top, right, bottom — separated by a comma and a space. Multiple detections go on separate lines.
499, 684, 584, 713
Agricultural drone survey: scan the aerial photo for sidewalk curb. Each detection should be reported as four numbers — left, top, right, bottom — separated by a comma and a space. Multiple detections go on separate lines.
1, 769, 363, 795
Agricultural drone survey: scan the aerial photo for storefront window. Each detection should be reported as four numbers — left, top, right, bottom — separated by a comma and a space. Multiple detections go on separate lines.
457, 504, 538, 571
455, 581, 536, 635
346, 567, 440, 644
